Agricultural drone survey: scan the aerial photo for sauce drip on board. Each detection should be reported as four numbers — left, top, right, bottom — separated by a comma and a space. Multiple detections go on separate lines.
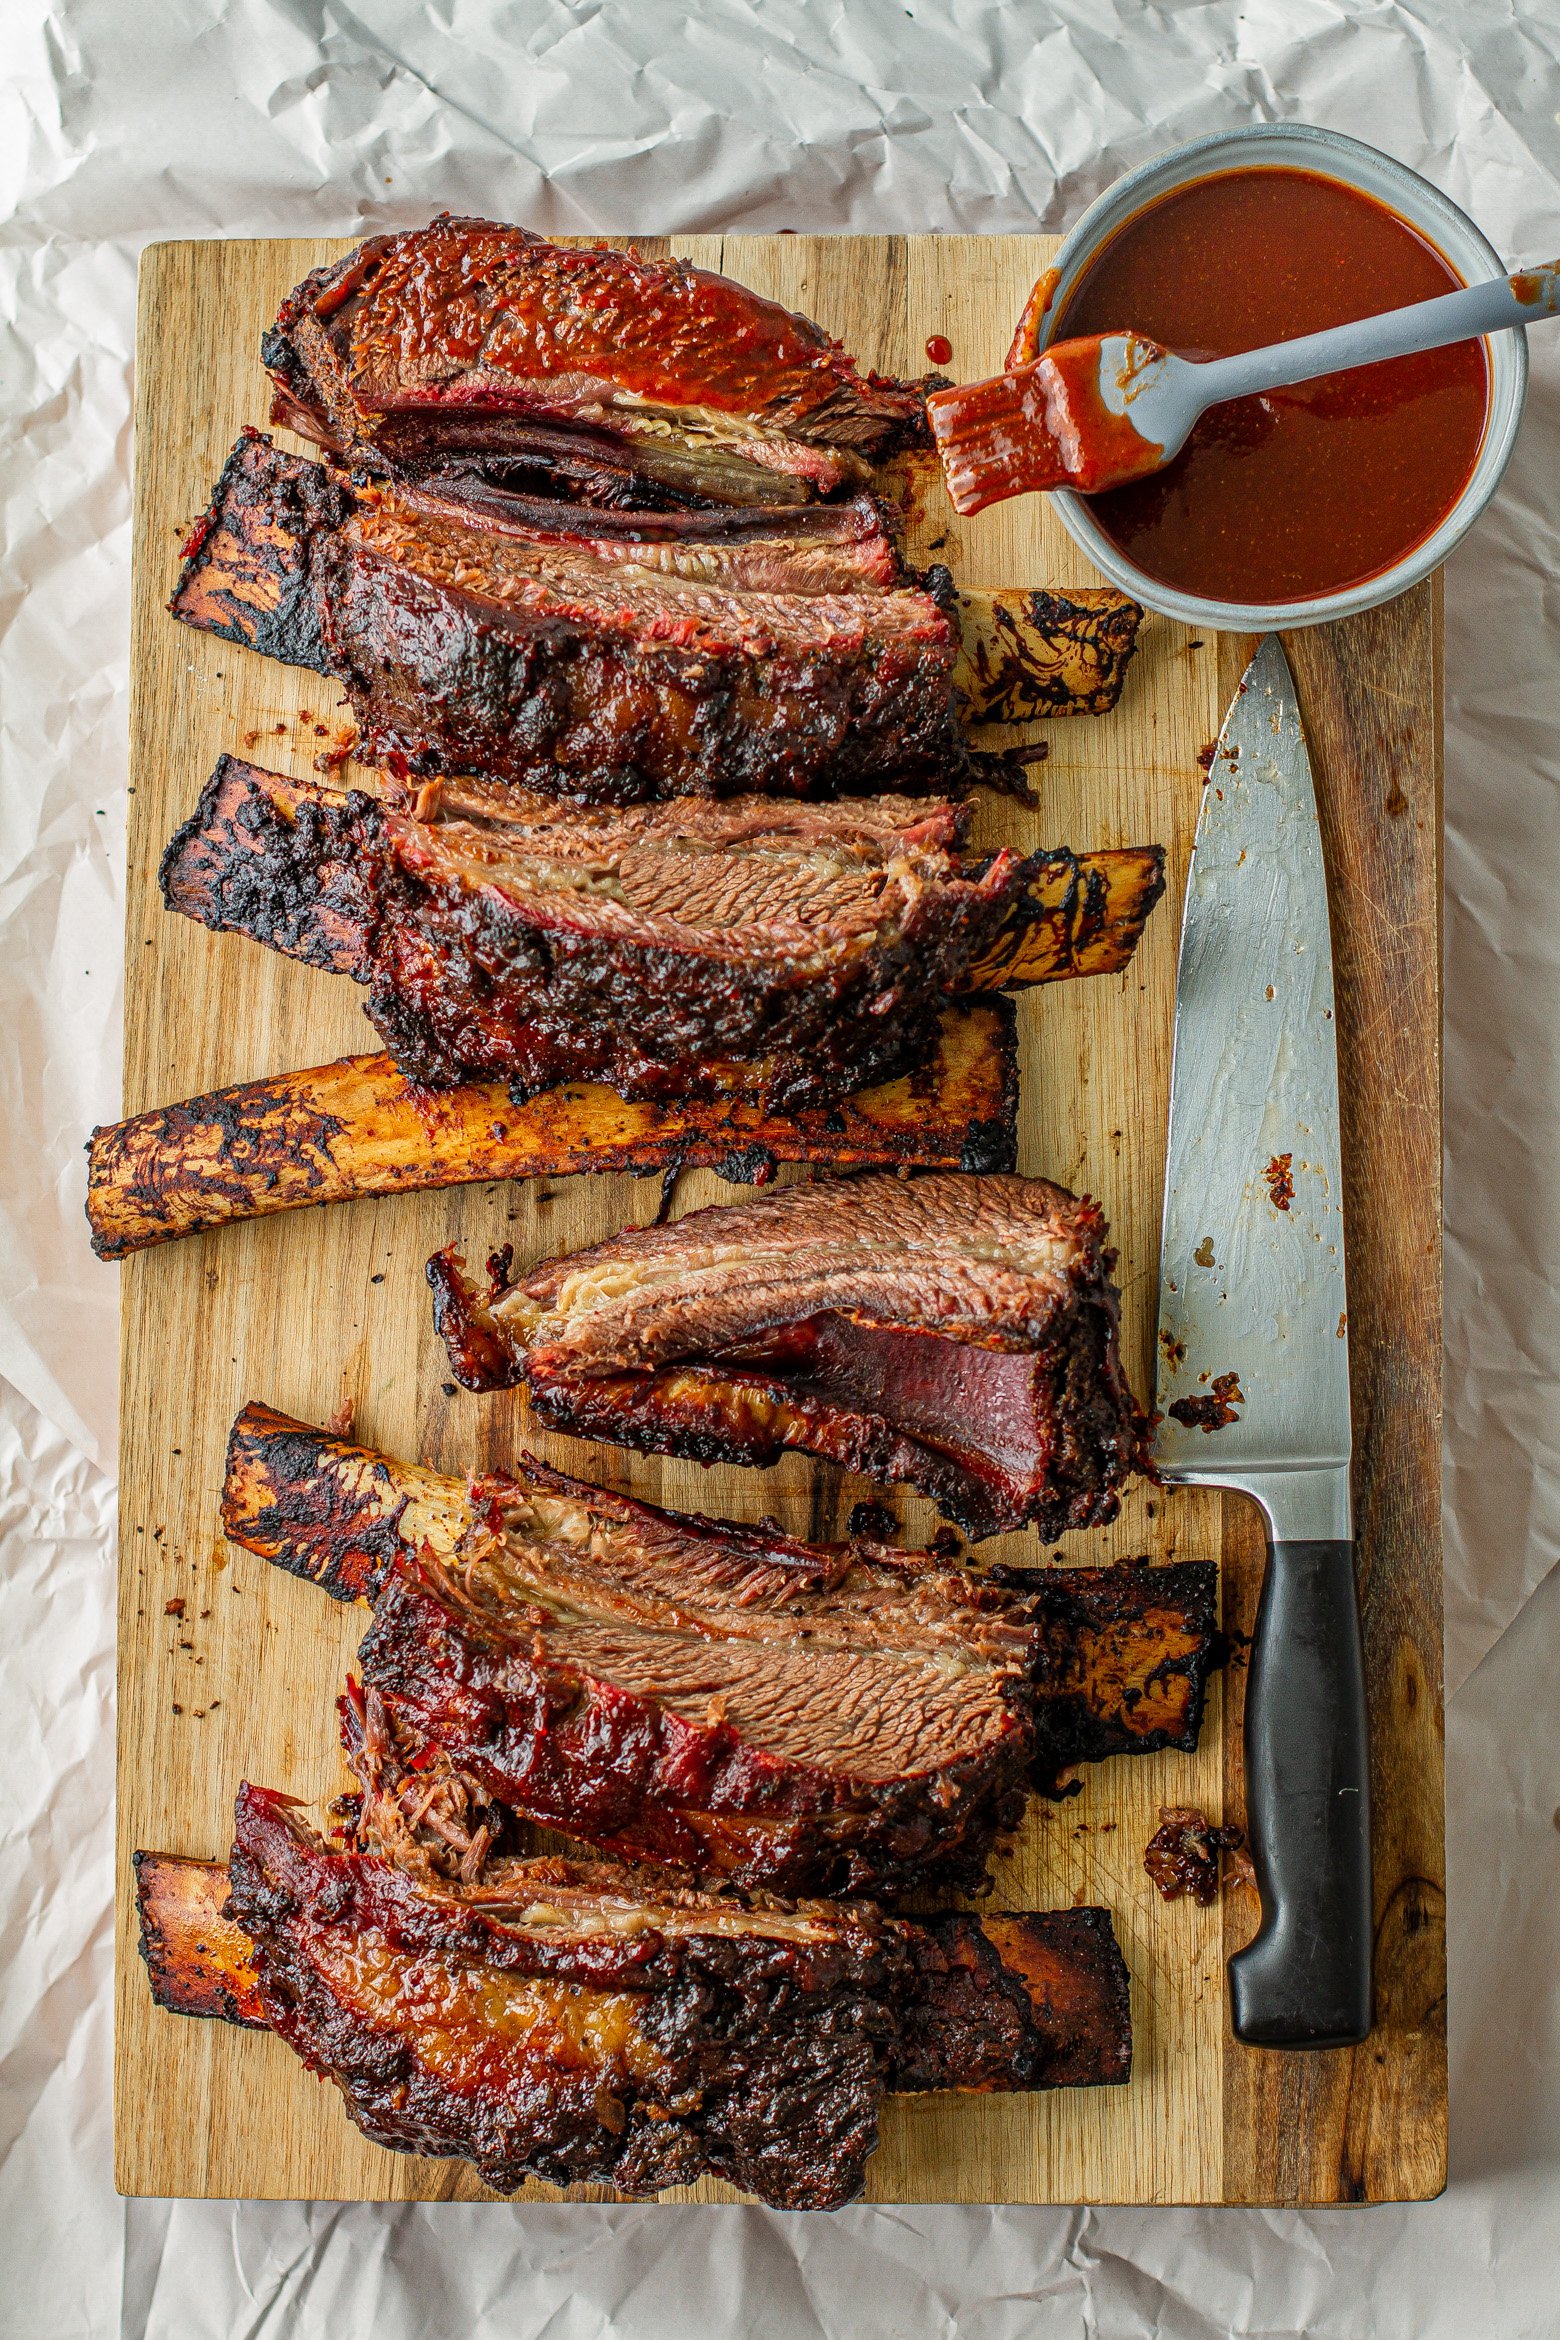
1052, 167, 1490, 603
925, 334, 954, 366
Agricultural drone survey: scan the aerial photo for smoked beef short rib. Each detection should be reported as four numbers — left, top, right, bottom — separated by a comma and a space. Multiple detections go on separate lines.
219, 1401, 1218, 1897
262, 217, 933, 506
134, 1787, 1132, 2208
428, 1170, 1152, 1538
172, 436, 970, 803
168, 436, 1142, 803
157, 754, 1163, 1107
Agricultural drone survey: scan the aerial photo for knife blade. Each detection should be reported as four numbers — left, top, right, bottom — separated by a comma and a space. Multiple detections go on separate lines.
1156, 633, 1371, 2050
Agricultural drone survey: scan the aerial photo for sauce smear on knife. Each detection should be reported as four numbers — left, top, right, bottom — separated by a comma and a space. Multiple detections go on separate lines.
1051, 166, 1489, 602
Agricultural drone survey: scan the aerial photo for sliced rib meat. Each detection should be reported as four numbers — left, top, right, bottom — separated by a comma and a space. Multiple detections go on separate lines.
158, 755, 1157, 1108
167, 435, 1144, 799
427, 1171, 1153, 1538
133, 1785, 1131, 2208
262, 218, 933, 505
219, 1402, 1219, 1898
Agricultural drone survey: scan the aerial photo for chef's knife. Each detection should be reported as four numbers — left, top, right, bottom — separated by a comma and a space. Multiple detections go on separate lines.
1155, 634, 1371, 2049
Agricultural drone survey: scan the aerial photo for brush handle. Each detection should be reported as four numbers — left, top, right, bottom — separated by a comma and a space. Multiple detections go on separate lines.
1198, 262, 1560, 406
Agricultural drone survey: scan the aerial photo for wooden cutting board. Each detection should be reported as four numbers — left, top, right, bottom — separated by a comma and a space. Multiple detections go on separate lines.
114, 234, 1446, 2206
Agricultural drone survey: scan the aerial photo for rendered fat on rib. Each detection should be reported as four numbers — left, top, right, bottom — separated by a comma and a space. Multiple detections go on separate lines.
155, 754, 1163, 1107
168, 436, 1142, 805
134, 1786, 1132, 2209
427, 1170, 1153, 1539
218, 1402, 1219, 1898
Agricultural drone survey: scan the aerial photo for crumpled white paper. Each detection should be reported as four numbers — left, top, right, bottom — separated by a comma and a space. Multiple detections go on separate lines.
2, 3, 1558, 2333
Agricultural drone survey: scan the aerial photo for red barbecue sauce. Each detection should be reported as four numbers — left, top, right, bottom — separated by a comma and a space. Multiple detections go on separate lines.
925, 334, 954, 365
1052, 167, 1490, 603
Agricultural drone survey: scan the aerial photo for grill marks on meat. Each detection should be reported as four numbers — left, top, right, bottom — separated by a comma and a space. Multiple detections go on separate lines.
83, 1004, 1020, 1260
135, 1790, 1132, 2207
221, 1403, 1217, 1897
262, 218, 933, 508
157, 755, 1160, 1109
428, 1172, 1152, 1538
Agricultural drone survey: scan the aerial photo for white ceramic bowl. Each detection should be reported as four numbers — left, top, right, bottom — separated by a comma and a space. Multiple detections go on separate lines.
1035, 123, 1525, 629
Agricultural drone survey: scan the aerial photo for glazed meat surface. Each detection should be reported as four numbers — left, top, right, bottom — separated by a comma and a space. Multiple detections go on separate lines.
136, 1787, 1132, 2207
262, 218, 932, 505
219, 1403, 1218, 1897
158, 755, 1159, 1108
223, 1783, 894, 2207
428, 1171, 1153, 1538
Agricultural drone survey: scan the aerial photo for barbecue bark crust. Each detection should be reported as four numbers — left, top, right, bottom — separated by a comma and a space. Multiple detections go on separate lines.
426, 1171, 1153, 1539
171, 435, 973, 804
228, 1785, 896, 2208
262, 218, 934, 507
135, 1796, 1132, 2207
218, 1402, 1218, 1898
156, 754, 1163, 1108
168, 436, 1144, 804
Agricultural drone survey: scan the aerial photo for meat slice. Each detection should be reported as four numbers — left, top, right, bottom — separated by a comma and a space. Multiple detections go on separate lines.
157, 755, 1162, 1107
218, 1402, 1218, 1897
262, 218, 932, 505
232, 1784, 894, 2207
84, 1003, 1020, 1261
174, 439, 965, 802
134, 1792, 1132, 2207
168, 436, 1144, 802
427, 1172, 1152, 1539
371, 471, 909, 591
171, 437, 907, 665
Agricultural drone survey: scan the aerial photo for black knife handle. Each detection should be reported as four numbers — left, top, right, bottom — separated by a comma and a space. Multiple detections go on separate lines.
1228, 1537, 1372, 2049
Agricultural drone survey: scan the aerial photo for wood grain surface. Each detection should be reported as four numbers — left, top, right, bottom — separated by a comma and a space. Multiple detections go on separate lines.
114, 234, 1445, 2206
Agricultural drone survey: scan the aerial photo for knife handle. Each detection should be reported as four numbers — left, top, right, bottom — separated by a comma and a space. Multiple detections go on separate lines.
1228, 1537, 1373, 2049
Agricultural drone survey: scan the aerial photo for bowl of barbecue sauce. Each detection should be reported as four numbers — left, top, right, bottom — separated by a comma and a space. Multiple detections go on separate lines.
1035, 125, 1522, 627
